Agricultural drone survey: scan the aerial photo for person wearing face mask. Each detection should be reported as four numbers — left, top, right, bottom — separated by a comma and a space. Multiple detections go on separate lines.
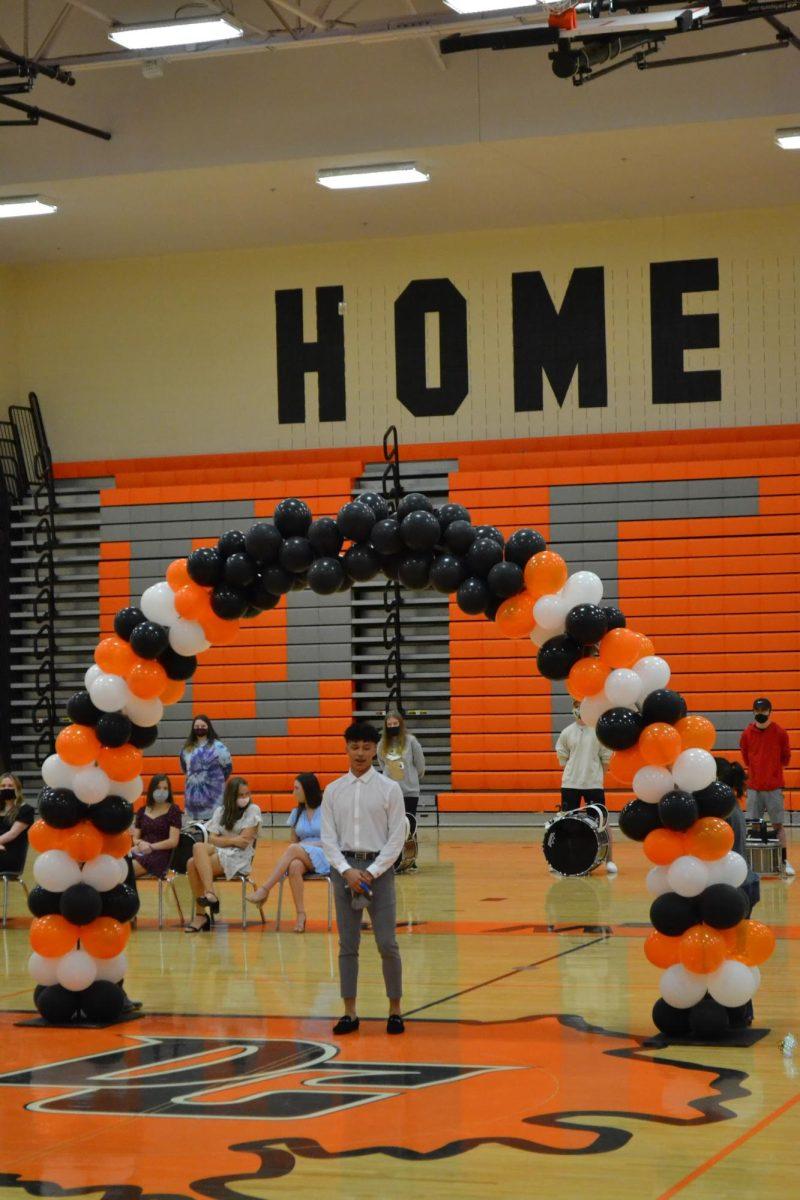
185, 776, 261, 932
131, 775, 182, 880
0, 773, 35, 877
555, 701, 617, 874
740, 698, 793, 877
377, 710, 425, 875
179, 714, 232, 823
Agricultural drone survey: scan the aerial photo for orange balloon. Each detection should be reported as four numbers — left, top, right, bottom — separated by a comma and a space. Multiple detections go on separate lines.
495, 593, 536, 638
639, 722, 683, 767
97, 743, 143, 783
523, 551, 568, 599
679, 924, 727, 974
62, 821, 105, 863
80, 916, 130, 959
675, 715, 716, 752
160, 678, 186, 705
599, 628, 647, 670
201, 613, 240, 646
684, 817, 734, 862
608, 744, 646, 785
631, 632, 655, 659
722, 919, 776, 966
567, 658, 610, 701
30, 915, 79, 958
166, 557, 191, 591
94, 635, 137, 677
174, 582, 212, 622
102, 829, 133, 858
55, 723, 101, 768
644, 930, 682, 968
643, 828, 686, 865
127, 660, 167, 700
28, 820, 68, 853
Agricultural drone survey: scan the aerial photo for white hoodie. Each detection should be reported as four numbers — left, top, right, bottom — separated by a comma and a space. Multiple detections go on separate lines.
555, 721, 612, 789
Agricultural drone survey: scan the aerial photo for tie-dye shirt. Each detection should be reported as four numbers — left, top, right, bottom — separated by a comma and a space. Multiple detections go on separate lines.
180, 739, 232, 821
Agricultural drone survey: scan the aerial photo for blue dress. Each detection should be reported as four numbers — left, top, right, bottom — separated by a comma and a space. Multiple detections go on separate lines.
287, 806, 330, 876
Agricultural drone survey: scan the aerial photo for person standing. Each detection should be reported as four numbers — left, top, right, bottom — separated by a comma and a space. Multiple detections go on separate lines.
321, 722, 406, 1036
555, 701, 617, 874
378, 710, 425, 872
740, 697, 793, 877
179, 714, 232, 822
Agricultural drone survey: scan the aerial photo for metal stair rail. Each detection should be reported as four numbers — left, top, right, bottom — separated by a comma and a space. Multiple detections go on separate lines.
0, 411, 25, 772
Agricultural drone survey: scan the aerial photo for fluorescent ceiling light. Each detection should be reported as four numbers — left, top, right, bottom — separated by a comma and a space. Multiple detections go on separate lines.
317, 163, 430, 190
775, 128, 800, 150
444, 0, 540, 13
0, 196, 57, 219
109, 14, 244, 51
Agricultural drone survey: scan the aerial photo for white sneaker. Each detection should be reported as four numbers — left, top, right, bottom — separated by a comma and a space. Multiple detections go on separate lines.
606, 862, 618, 875
784, 862, 796, 877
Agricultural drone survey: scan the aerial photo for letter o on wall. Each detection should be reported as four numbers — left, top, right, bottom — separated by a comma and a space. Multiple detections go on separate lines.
394, 278, 469, 417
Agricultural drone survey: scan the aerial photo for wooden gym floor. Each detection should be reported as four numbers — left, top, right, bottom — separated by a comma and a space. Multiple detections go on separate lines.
1, 826, 798, 1200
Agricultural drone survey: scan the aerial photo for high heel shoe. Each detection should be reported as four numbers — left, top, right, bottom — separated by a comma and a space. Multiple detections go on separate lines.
197, 893, 220, 914
185, 914, 212, 933
246, 886, 269, 909
293, 912, 307, 933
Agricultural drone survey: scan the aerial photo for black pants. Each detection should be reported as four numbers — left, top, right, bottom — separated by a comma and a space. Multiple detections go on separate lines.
394, 795, 418, 871
560, 788, 605, 811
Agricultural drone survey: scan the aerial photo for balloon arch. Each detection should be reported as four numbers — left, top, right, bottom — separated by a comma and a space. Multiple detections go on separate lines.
27, 492, 773, 1031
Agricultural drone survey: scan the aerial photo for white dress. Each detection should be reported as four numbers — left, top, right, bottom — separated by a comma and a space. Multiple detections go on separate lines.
207, 803, 261, 879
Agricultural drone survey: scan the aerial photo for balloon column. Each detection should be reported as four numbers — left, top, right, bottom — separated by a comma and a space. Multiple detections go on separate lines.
29, 492, 774, 1031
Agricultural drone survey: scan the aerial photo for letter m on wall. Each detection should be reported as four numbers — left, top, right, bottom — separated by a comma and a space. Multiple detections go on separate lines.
275, 286, 346, 424
512, 267, 607, 411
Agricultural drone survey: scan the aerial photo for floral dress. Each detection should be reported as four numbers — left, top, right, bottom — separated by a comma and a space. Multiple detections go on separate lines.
180, 740, 232, 822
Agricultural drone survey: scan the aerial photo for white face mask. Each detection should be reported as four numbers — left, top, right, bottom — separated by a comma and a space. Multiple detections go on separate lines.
237, 795, 251, 808
153, 789, 169, 802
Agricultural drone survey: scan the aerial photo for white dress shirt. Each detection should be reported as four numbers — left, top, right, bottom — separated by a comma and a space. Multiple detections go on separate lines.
555, 721, 612, 789
321, 767, 406, 880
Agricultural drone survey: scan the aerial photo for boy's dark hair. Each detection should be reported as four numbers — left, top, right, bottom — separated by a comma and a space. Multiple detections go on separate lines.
344, 721, 380, 745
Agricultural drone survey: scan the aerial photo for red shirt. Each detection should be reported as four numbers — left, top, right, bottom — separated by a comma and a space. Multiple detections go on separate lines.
739, 722, 791, 790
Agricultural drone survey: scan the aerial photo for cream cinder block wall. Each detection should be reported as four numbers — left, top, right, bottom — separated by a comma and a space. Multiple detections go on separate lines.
11, 205, 800, 461
0, 267, 20, 414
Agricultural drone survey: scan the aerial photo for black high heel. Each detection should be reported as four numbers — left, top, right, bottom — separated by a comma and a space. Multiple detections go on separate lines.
197, 893, 220, 914
185, 914, 212, 933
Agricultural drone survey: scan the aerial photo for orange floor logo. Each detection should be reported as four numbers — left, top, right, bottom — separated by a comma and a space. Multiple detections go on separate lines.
0, 1012, 746, 1200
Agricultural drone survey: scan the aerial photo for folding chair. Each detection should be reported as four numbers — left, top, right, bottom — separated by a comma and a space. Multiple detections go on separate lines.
1, 867, 29, 928
275, 872, 333, 930
133, 866, 185, 930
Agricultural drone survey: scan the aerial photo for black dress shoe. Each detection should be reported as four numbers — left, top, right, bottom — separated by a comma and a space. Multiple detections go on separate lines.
387, 1014, 405, 1035
333, 1015, 360, 1035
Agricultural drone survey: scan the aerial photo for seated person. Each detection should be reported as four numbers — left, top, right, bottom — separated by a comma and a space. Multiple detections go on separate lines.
0, 774, 35, 875
247, 773, 329, 932
185, 776, 261, 932
131, 774, 182, 879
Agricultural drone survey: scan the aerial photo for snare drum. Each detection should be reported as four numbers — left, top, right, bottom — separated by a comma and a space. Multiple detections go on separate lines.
543, 809, 609, 877
395, 813, 418, 873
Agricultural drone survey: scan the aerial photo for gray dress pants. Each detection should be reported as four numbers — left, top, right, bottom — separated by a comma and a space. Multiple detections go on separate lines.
331, 854, 403, 1000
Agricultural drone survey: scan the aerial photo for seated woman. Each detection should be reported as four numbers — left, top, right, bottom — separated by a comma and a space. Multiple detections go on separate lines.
185, 776, 261, 932
0, 773, 35, 876
131, 775, 182, 879
247, 773, 329, 932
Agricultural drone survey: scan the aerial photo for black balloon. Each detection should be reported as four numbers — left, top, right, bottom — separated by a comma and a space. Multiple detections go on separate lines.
129, 620, 169, 661
290, 574, 308, 591
337, 501, 376, 542
698, 883, 748, 930
474, 525, 504, 546
308, 517, 344, 557
66, 690, 101, 727
398, 553, 432, 591
28, 886, 62, 917
89, 794, 134, 835
60, 882, 103, 926
466, 536, 504, 577
726, 1002, 754, 1029
444, 519, 476, 556
262, 565, 293, 596
102, 883, 140, 923
689, 995, 730, 1040
694, 780, 736, 819
457, 576, 490, 615
308, 556, 346, 595
370, 517, 404, 556
652, 998, 691, 1037
245, 576, 283, 613
505, 528, 546, 567
274, 497, 312, 537
602, 605, 627, 631
381, 554, 403, 582
96, 712, 132, 749
113, 606, 146, 641
36, 984, 79, 1024
80, 980, 125, 1024
245, 521, 283, 564
430, 553, 466, 594
158, 646, 197, 681
396, 492, 433, 520
536, 635, 584, 681
344, 545, 380, 582
187, 547, 223, 587
484, 596, 501, 621
658, 789, 699, 831
437, 503, 471, 529
279, 536, 314, 574
641, 689, 686, 727
128, 722, 159, 750
596, 707, 643, 751
218, 530, 247, 558
400, 510, 441, 552
224, 552, 257, 588
650, 892, 698, 937
39, 787, 81, 829
357, 491, 391, 520
618, 798, 662, 842
565, 603, 608, 645
487, 561, 524, 598
211, 584, 247, 620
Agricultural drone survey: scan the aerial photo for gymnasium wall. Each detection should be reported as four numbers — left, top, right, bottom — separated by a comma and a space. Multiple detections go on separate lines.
0, 268, 18, 409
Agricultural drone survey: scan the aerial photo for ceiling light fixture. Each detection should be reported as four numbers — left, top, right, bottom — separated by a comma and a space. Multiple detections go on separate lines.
317, 163, 430, 190
443, 0, 540, 13
108, 14, 244, 51
775, 127, 800, 150
0, 196, 57, 219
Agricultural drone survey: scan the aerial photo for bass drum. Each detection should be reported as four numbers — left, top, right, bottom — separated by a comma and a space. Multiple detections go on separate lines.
543, 810, 609, 877
170, 822, 208, 875
395, 813, 418, 874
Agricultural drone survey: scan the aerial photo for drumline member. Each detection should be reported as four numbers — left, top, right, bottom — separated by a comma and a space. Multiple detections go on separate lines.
555, 701, 617, 874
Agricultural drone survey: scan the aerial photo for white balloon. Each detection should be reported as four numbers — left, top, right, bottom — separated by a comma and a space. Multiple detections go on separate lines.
90, 672, 131, 714
84, 663, 103, 691
57, 948, 98, 992
141, 581, 180, 627
580, 690, 612, 727
562, 570, 604, 606
660, 964, 708, 1009
82, 854, 123, 892
750, 966, 761, 994
667, 855, 710, 898
530, 625, 550, 648
169, 618, 210, 656
604, 668, 642, 708
115, 775, 144, 803
633, 765, 674, 804
117, 857, 130, 884
707, 960, 758, 1008
707, 851, 748, 888
95, 952, 128, 983
34, 849, 82, 892
533, 592, 568, 633
41, 753, 76, 790
28, 952, 60, 985
672, 748, 717, 793
633, 655, 671, 697
646, 866, 672, 897
72, 765, 111, 806
124, 695, 163, 727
